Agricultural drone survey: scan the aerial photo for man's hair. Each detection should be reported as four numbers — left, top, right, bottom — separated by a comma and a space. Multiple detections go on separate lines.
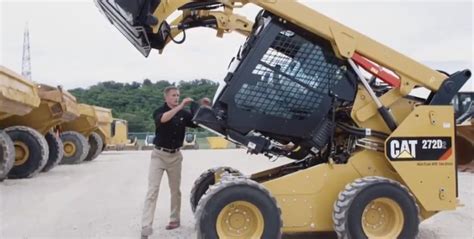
164, 86, 179, 95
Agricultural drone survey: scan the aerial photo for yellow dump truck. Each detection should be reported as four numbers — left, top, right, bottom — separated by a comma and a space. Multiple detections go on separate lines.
0, 84, 79, 174
93, 106, 140, 152
93, 107, 137, 151
0, 66, 40, 180
105, 118, 138, 150
1, 66, 80, 179
83, 105, 115, 159
60, 105, 135, 162
60, 103, 102, 163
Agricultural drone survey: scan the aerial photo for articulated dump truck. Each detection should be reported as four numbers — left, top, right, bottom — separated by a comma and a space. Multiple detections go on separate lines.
60, 103, 102, 164
93, 106, 137, 151
0, 66, 80, 179
92, 106, 113, 155
108, 118, 138, 150
0, 66, 40, 180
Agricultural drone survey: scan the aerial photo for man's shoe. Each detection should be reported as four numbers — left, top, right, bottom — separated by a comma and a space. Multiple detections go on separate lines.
141, 226, 153, 237
165, 221, 180, 230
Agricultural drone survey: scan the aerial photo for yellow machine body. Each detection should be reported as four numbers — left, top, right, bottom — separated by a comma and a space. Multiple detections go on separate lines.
94, 0, 469, 237
252, 106, 457, 233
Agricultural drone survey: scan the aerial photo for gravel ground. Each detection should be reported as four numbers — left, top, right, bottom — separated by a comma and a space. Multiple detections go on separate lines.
0, 150, 472, 239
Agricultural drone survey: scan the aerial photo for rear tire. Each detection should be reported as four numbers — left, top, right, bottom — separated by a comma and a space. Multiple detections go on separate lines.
0, 130, 15, 181
60, 131, 89, 164
42, 131, 64, 172
195, 176, 282, 239
333, 176, 420, 239
84, 132, 103, 162
5, 126, 49, 179
190, 167, 242, 213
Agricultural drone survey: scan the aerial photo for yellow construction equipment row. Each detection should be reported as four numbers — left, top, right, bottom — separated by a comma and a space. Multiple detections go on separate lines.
0, 65, 134, 180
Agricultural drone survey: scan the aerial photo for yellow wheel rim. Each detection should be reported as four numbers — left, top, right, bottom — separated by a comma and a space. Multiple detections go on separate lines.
216, 201, 264, 238
14, 141, 30, 166
362, 197, 404, 238
63, 141, 76, 157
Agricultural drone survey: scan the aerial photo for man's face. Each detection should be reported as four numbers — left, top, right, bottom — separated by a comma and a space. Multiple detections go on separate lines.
165, 89, 180, 107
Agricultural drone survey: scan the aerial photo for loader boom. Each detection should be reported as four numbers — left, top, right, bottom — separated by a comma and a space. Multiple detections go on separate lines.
95, 0, 463, 95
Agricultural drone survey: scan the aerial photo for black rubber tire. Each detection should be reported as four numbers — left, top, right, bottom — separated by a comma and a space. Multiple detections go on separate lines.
195, 176, 282, 239
60, 131, 90, 164
5, 126, 49, 179
333, 176, 420, 239
84, 132, 103, 162
0, 130, 15, 181
42, 131, 64, 172
190, 167, 242, 213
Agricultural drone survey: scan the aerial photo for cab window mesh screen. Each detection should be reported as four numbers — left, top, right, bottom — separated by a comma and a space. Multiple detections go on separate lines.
235, 29, 346, 120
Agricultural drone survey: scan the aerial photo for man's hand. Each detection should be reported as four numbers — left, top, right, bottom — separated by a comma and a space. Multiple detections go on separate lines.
179, 97, 193, 109
199, 97, 211, 107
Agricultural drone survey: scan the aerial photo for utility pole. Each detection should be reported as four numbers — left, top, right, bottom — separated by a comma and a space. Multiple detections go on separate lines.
22, 23, 32, 80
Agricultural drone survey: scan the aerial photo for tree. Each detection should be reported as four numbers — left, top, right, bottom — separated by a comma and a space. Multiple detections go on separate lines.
143, 79, 152, 87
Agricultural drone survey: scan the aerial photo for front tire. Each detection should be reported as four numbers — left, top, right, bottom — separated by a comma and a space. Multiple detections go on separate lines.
42, 131, 64, 172
190, 167, 242, 213
60, 131, 89, 164
84, 132, 103, 162
5, 126, 49, 179
195, 176, 282, 239
333, 176, 420, 239
0, 130, 15, 181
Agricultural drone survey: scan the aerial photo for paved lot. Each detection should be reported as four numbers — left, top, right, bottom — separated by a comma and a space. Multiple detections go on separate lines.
1, 150, 472, 238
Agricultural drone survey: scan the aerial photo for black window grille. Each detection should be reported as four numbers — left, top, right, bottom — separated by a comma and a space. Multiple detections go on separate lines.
235, 29, 347, 120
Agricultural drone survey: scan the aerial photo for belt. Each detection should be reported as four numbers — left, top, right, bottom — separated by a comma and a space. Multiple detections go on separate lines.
155, 146, 180, 153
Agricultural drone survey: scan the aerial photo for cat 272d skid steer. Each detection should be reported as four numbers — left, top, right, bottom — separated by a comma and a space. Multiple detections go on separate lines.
95, 0, 471, 238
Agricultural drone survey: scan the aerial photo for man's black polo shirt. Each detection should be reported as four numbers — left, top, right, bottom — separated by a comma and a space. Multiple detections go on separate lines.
152, 103, 197, 149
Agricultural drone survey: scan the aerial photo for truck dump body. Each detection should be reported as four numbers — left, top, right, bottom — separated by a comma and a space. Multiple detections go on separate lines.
0, 66, 40, 120
61, 104, 98, 136
0, 84, 80, 135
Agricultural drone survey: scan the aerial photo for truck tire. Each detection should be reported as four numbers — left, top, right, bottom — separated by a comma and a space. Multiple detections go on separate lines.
190, 167, 242, 213
5, 126, 49, 179
195, 176, 282, 239
60, 131, 89, 164
84, 132, 103, 162
0, 130, 15, 181
42, 131, 64, 172
333, 176, 420, 239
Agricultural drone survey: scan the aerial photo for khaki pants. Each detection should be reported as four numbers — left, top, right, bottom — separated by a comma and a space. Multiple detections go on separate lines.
141, 148, 183, 229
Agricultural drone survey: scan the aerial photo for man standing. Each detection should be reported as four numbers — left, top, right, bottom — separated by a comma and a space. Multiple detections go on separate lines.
141, 86, 209, 238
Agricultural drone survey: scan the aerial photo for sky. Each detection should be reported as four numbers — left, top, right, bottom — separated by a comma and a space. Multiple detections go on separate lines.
1, 0, 473, 91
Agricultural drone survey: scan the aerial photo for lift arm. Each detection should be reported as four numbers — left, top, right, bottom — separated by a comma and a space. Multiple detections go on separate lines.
95, 0, 469, 97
